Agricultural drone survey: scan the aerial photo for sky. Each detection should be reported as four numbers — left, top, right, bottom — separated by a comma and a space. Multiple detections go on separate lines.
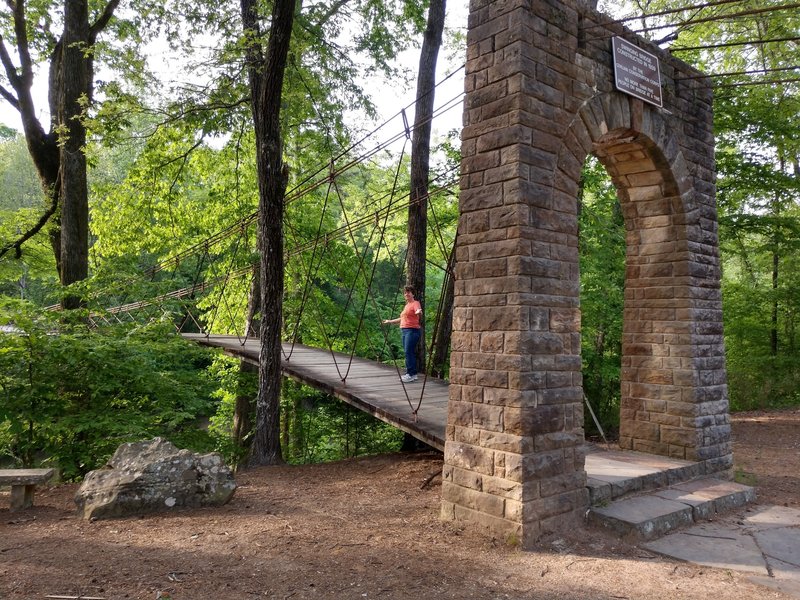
1, 2, 630, 143
0, 3, 469, 141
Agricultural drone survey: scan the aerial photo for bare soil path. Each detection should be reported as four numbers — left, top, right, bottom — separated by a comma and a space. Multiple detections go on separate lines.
1, 408, 798, 599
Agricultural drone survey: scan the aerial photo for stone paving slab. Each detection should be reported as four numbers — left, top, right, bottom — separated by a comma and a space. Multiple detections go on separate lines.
652, 479, 755, 521
644, 521, 769, 575
586, 448, 696, 470
742, 505, 800, 530
756, 528, 800, 579
644, 506, 800, 599
587, 495, 694, 540
748, 576, 800, 598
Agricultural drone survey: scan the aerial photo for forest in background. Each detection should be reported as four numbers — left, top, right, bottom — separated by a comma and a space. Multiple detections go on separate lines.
0, 0, 798, 477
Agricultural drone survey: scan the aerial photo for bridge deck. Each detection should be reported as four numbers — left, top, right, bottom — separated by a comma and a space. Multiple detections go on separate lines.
183, 334, 448, 450
185, 335, 704, 491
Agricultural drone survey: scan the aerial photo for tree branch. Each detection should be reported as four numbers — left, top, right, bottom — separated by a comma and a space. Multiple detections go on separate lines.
0, 34, 21, 90
12, 0, 33, 85
0, 82, 20, 110
0, 183, 59, 260
89, 0, 121, 44
316, 0, 350, 28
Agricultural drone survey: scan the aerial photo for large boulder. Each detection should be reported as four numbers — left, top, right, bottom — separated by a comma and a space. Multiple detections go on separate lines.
75, 437, 236, 520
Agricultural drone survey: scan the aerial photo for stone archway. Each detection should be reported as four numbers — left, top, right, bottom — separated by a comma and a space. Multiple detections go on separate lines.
442, 0, 731, 548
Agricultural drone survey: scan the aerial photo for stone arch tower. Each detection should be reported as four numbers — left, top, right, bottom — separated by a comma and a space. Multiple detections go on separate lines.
442, 0, 732, 547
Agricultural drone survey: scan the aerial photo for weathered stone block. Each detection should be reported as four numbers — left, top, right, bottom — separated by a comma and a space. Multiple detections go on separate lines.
448, 400, 474, 427
473, 403, 505, 432
620, 420, 660, 442
441, 481, 505, 518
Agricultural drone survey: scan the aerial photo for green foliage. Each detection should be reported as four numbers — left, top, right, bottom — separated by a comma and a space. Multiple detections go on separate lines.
0, 133, 42, 212
279, 379, 403, 464
207, 355, 257, 466
0, 299, 216, 479
579, 158, 625, 435
0, 132, 58, 301
206, 360, 403, 467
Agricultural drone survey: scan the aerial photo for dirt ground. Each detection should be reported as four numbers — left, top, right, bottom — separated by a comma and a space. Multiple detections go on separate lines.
1, 408, 798, 600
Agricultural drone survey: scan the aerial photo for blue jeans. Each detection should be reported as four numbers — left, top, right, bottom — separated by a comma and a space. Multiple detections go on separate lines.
401, 327, 421, 377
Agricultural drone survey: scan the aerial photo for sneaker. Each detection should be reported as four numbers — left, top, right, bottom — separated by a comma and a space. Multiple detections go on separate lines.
400, 374, 418, 383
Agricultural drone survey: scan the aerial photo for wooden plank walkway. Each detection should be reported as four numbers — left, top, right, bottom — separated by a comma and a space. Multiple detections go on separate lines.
182, 334, 448, 450
184, 335, 705, 489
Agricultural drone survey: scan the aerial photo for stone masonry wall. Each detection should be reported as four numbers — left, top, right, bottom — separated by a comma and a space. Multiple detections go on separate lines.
442, 0, 731, 547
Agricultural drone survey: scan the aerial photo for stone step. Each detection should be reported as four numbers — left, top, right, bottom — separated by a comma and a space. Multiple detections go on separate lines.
585, 448, 704, 505
587, 478, 756, 541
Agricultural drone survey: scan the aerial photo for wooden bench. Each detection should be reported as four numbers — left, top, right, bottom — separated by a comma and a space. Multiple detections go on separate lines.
0, 468, 55, 510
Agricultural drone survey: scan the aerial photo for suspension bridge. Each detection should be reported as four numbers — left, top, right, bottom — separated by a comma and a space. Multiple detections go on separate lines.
75, 67, 468, 452
184, 334, 449, 450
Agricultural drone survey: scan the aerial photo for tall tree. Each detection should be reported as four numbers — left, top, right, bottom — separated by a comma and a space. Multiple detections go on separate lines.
406, 0, 446, 375
241, 0, 296, 466
0, 0, 121, 305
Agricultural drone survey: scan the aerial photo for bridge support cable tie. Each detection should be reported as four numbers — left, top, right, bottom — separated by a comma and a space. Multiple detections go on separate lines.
239, 269, 259, 347
285, 177, 336, 361
584, 393, 609, 446
331, 178, 389, 378
401, 109, 411, 140
369, 142, 426, 415
111, 78, 464, 300
203, 225, 246, 337
281, 190, 341, 360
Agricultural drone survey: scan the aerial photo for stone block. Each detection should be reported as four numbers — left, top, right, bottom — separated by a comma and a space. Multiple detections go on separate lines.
462, 351, 497, 370
524, 450, 567, 480
473, 305, 529, 331
533, 431, 583, 451
495, 337, 531, 361
441, 480, 505, 518
539, 470, 586, 499
473, 403, 505, 432
480, 331, 505, 353
523, 488, 582, 524
503, 406, 526, 436
444, 441, 495, 476
483, 386, 535, 407
475, 369, 510, 388
450, 425, 481, 446
448, 465, 484, 492
620, 420, 660, 442
480, 431, 532, 454
447, 400, 474, 427
450, 502, 523, 545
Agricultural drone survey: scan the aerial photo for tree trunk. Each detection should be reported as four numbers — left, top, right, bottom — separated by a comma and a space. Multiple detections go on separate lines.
59, 0, 91, 308
242, 0, 296, 466
232, 271, 261, 449
430, 236, 455, 378
406, 0, 446, 375
771, 249, 779, 357
770, 188, 781, 357
0, 0, 118, 300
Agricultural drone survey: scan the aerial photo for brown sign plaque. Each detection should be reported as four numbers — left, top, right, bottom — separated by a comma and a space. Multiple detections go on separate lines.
612, 37, 663, 108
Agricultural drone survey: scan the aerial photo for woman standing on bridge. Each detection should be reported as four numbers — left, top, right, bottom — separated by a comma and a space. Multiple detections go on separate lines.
382, 286, 422, 383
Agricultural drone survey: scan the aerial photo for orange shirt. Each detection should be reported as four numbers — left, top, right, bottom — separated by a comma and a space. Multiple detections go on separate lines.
400, 300, 422, 329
